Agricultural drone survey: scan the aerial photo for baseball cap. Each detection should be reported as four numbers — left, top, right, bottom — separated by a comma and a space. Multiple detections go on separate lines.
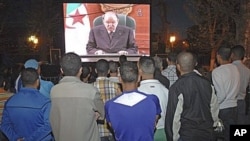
24, 59, 39, 69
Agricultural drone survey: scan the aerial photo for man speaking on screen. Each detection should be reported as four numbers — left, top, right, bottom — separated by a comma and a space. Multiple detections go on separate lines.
86, 11, 138, 55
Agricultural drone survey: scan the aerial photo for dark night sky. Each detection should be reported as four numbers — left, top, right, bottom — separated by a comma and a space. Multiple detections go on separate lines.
166, 0, 194, 39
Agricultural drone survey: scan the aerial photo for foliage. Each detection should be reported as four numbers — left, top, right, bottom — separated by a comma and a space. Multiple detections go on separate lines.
185, 0, 245, 53
25, 0, 62, 39
0, 0, 62, 61
184, 0, 248, 69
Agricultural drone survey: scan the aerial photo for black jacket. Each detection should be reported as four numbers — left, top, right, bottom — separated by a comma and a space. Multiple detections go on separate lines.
165, 72, 214, 141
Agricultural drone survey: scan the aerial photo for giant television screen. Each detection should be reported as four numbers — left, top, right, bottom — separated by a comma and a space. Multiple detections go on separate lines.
63, 3, 150, 62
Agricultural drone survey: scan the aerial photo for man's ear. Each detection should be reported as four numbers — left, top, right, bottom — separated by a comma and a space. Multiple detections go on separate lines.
102, 14, 105, 23
119, 76, 122, 83
35, 79, 40, 89
216, 54, 221, 64
138, 67, 142, 74
230, 52, 234, 61
176, 63, 181, 73
60, 68, 64, 75
137, 75, 141, 83
78, 67, 83, 76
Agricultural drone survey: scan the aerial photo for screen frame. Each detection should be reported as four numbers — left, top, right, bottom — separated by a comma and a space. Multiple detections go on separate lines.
63, 2, 151, 62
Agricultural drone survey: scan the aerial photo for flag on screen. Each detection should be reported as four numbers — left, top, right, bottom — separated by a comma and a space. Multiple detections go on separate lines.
65, 3, 90, 55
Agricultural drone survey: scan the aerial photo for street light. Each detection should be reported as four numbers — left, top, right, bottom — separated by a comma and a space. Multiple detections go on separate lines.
28, 35, 38, 44
28, 35, 39, 49
170, 35, 176, 52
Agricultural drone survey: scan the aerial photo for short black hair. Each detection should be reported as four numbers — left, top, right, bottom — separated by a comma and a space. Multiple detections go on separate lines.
217, 46, 232, 61
167, 52, 177, 62
61, 52, 82, 76
119, 55, 127, 65
231, 45, 245, 60
153, 56, 162, 69
109, 60, 118, 73
177, 52, 195, 73
120, 61, 138, 83
96, 59, 109, 76
81, 66, 90, 78
138, 56, 155, 74
21, 68, 39, 87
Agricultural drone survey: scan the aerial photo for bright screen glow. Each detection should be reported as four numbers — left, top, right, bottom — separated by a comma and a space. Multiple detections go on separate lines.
63, 3, 150, 62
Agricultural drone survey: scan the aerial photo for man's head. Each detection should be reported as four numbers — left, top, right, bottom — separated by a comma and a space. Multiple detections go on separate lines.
24, 59, 41, 74
24, 59, 39, 69
96, 59, 109, 77
119, 61, 138, 83
138, 56, 155, 75
119, 55, 127, 65
109, 60, 118, 74
102, 11, 119, 32
216, 46, 232, 64
60, 52, 82, 77
21, 68, 39, 88
81, 66, 90, 80
153, 56, 163, 70
167, 52, 177, 65
176, 52, 195, 75
231, 45, 245, 61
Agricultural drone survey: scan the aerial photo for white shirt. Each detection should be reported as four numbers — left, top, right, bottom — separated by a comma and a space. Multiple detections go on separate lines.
138, 79, 169, 129
212, 64, 240, 109
232, 60, 250, 100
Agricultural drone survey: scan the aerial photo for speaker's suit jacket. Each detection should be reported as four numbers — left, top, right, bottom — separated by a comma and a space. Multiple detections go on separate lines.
86, 25, 138, 54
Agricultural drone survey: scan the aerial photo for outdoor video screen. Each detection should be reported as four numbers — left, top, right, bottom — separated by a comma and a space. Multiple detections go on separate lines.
63, 3, 150, 62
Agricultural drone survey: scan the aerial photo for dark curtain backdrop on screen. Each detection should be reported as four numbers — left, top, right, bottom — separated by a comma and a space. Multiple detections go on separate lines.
62, 0, 151, 62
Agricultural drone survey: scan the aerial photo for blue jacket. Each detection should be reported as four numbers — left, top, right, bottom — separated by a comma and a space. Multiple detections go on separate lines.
0, 88, 53, 141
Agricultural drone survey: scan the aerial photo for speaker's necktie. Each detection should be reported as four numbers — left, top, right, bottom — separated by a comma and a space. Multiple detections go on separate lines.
109, 32, 113, 40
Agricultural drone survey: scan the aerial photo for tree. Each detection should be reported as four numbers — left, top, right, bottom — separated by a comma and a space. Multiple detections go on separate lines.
185, 0, 247, 70
151, 0, 168, 48
0, 0, 63, 62
0, 0, 31, 58
25, 0, 62, 61
243, 0, 250, 57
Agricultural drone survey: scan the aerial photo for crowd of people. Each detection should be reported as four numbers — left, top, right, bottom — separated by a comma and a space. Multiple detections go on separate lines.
0, 44, 250, 141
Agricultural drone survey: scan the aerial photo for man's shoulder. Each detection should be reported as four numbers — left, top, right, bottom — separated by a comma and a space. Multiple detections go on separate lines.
112, 91, 148, 107
139, 79, 166, 89
52, 80, 98, 94
108, 77, 120, 83
7, 90, 50, 106
40, 79, 54, 86
95, 77, 116, 85
213, 64, 237, 73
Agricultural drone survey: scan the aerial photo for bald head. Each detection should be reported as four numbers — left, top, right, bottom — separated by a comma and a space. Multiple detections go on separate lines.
102, 11, 119, 32
176, 52, 195, 74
